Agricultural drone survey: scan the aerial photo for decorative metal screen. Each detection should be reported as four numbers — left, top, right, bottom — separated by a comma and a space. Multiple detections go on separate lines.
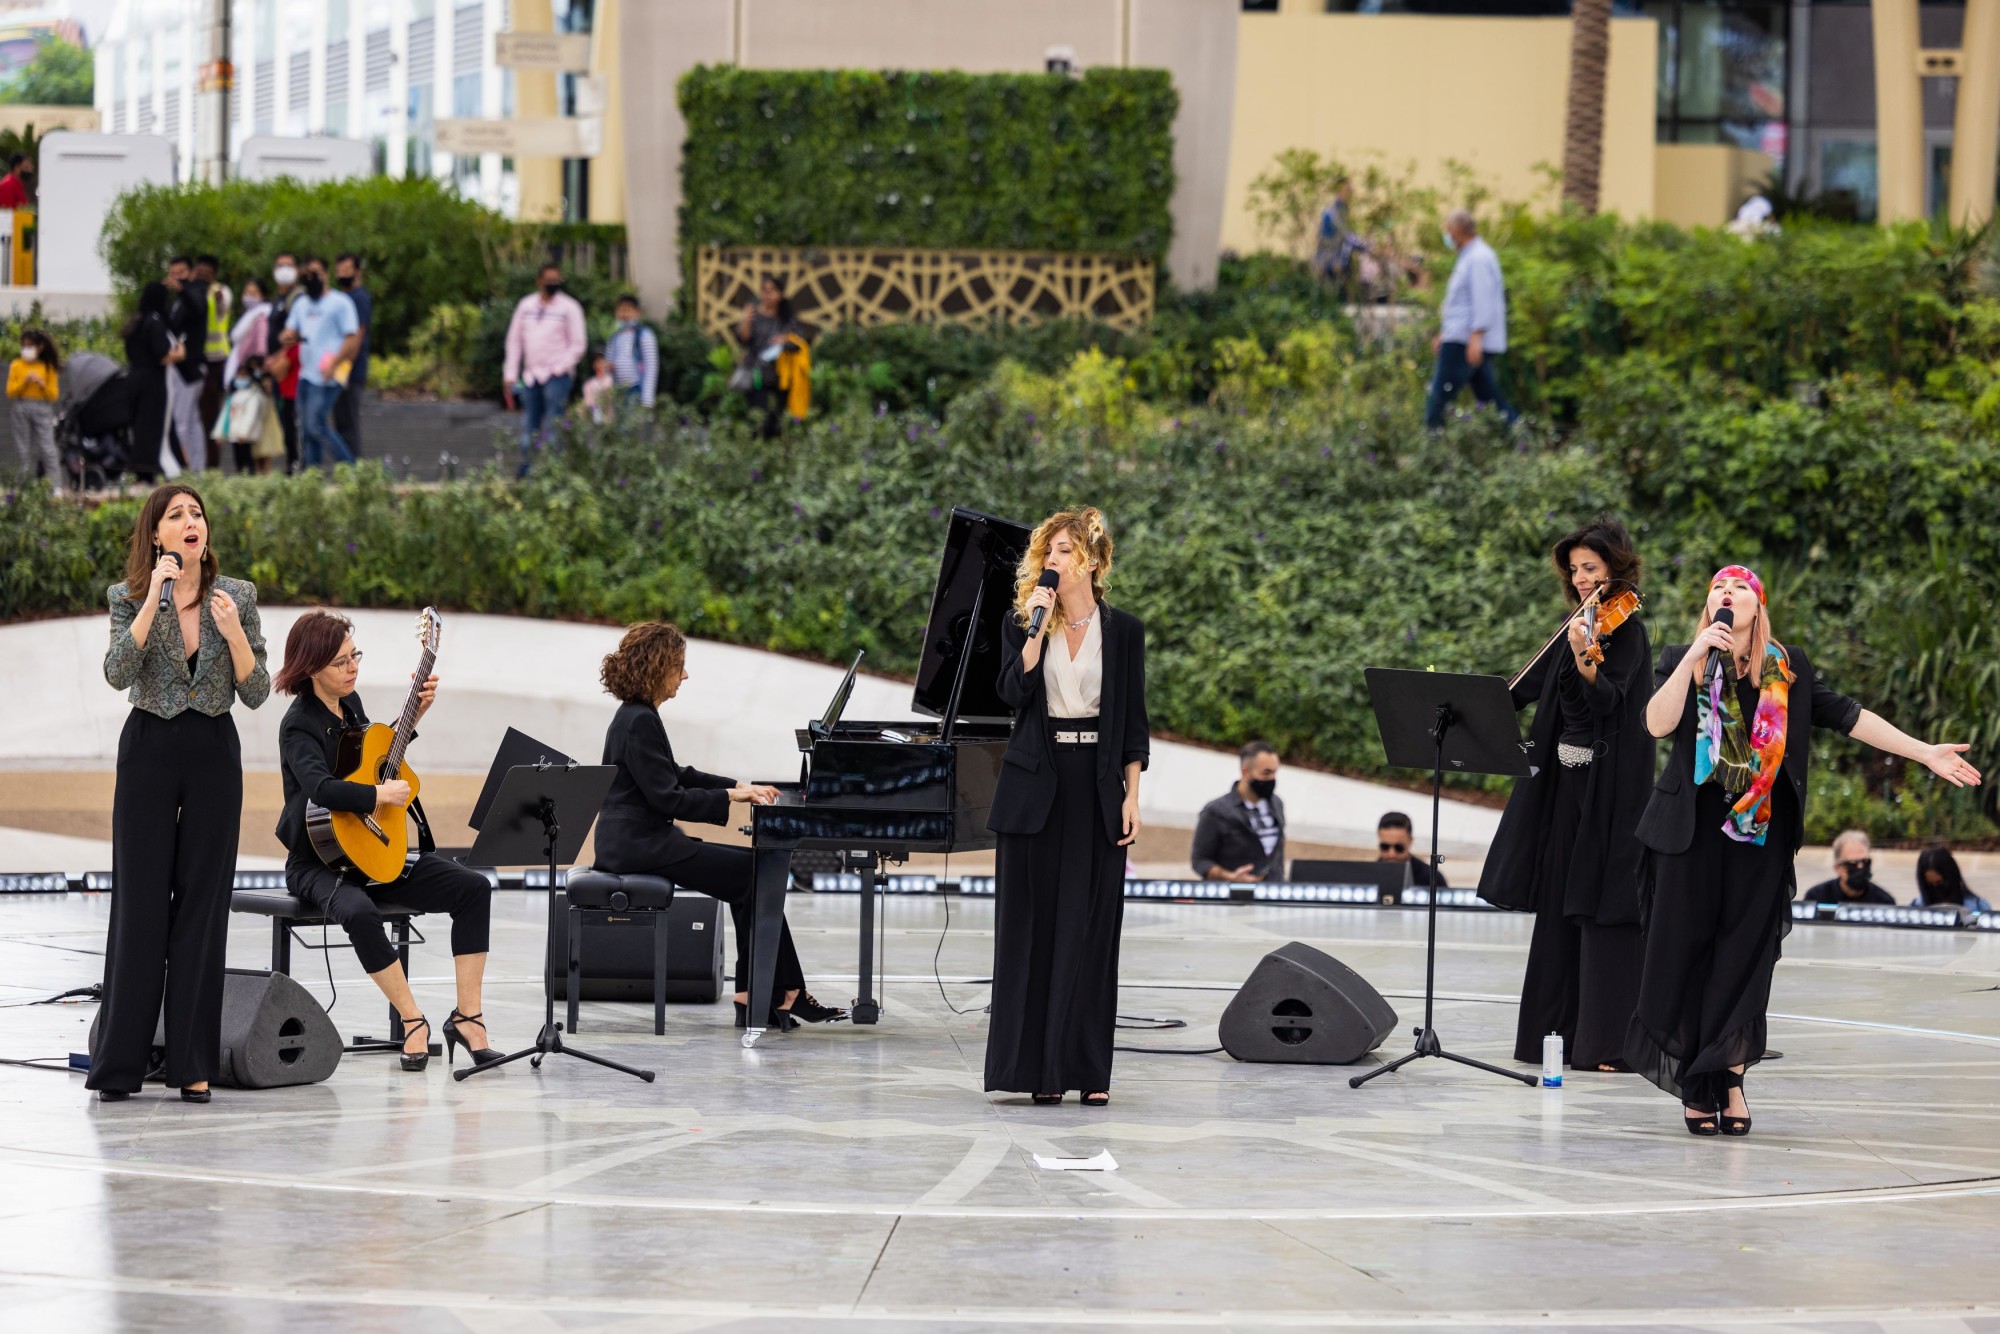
694, 246, 1156, 341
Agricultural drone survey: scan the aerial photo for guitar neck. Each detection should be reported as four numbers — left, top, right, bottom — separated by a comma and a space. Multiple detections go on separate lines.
381, 645, 437, 779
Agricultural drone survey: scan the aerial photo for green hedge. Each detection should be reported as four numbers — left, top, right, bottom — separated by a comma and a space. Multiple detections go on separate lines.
676, 66, 1177, 293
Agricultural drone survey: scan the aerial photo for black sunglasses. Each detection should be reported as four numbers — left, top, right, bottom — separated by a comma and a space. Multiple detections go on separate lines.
1379, 841, 1409, 853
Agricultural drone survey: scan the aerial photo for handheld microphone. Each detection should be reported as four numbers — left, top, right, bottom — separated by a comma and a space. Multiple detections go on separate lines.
1025, 568, 1061, 638
158, 551, 183, 613
1704, 606, 1735, 687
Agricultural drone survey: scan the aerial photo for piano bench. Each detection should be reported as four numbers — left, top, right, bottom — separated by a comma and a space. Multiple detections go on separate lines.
228, 889, 432, 1056
560, 870, 677, 1036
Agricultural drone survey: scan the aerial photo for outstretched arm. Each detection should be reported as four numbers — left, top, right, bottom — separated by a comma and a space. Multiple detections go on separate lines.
1849, 712, 1983, 787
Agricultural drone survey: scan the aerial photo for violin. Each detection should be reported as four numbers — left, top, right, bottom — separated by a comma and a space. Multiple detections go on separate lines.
1506, 581, 1644, 690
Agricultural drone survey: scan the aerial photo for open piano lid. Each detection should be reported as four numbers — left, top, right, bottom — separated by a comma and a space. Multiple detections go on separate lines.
910, 506, 1032, 726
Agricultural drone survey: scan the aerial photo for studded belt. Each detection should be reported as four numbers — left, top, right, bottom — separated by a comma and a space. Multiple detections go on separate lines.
1054, 730, 1100, 745
1557, 742, 1595, 768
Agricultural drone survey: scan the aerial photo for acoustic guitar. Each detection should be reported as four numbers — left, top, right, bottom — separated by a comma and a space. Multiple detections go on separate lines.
305, 608, 442, 885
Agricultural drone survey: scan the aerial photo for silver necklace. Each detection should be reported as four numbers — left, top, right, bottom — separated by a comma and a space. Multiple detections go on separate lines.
1066, 608, 1095, 631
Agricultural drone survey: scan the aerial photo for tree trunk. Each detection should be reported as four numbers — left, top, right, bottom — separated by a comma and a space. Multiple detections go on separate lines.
1563, 0, 1614, 215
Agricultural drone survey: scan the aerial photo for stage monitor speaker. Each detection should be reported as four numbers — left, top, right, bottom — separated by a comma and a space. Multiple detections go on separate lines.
1218, 942, 1398, 1065
87, 968, 342, 1089
545, 892, 727, 1003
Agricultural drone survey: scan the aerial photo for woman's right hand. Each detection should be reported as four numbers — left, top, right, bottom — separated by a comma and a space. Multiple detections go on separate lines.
728, 784, 781, 805
1024, 584, 1057, 628
146, 551, 180, 599
375, 780, 413, 812
1688, 620, 1736, 677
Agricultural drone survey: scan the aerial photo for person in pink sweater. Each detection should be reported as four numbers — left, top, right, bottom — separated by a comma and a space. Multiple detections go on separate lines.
502, 262, 588, 478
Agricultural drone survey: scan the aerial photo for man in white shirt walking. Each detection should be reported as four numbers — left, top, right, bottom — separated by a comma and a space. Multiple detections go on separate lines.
1426, 209, 1518, 429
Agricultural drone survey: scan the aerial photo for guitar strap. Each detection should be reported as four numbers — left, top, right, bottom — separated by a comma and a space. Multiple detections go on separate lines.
408, 795, 438, 857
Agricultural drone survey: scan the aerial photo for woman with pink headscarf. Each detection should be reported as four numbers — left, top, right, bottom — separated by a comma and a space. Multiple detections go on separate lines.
1627, 565, 1981, 1137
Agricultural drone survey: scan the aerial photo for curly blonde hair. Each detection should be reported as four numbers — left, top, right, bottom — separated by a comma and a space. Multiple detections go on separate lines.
600, 622, 687, 704
1013, 507, 1114, 631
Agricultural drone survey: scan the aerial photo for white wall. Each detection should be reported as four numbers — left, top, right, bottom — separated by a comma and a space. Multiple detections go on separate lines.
36, 131, 176, 295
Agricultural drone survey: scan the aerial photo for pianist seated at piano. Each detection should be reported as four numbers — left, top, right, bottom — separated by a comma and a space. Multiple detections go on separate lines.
984, 507, 1149, 1108
592, 621, 847, 1030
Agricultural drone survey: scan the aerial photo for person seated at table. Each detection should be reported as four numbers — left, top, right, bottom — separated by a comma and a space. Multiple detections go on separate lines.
1191, 740, 1286, 883
1800, 830, 1896, 905
1377, 810, 1446, 887
591, 621, 846, 1030
1912, 845, 1992, 914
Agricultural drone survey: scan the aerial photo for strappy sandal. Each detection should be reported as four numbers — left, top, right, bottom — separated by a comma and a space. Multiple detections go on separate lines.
1081, 1091, 1110, 1108
1683, 1100, 1719, 1136
1719, 1070, 1752, 1137
399, 1016, 431, 1072
1031, 1093, 1063, 1105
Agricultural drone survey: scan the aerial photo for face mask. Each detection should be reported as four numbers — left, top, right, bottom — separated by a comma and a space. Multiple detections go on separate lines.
274, 265, 297, 286
232, 376, 252, 391
302, 274, 325, 298
19, 346, 35, 362
1441, 229, 1458, 253
1248, 778, 1277, 801
617, 317, 638, 329
541, 280, 564, 296
335, 274, 355, 290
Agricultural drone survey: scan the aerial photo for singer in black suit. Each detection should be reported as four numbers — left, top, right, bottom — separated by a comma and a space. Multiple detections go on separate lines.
90, 484, 270, 1102
1476, 519, 1654, 1073
984, 507, 1150, 1107
1627, 565, 1981, 1136
591, 622, 845, 1030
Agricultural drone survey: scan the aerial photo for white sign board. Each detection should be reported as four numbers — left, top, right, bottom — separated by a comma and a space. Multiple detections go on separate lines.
436, 117, 602, 158
495, 31, 594, 72
238, 136, 375, 184
37, 132, 176, 295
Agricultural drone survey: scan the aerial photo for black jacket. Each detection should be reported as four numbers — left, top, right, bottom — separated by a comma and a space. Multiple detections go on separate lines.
592, 700, 738, 871
987, 604, 1150, 844
1477, 616, 1656, 925
1801, 877, 1897, 905
1191, 788, 1287, 881
168, 281, 208, 384
276, 690, 380, 860
1635, 641, 1861, 857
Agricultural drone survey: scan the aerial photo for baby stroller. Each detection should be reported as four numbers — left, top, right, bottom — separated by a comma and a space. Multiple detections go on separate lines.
55, 351, 134, 492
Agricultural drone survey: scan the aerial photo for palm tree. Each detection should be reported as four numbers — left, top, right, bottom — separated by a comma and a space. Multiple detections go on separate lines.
1562, 0, 1613, 214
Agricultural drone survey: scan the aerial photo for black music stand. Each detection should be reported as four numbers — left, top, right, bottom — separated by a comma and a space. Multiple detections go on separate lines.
456, 757, 653, 1084
1351, 668, 1538, 1090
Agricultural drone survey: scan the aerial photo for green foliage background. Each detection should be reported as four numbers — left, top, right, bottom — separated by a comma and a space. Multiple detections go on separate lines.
675, 66, 1177, 293
1, 37, 92, 107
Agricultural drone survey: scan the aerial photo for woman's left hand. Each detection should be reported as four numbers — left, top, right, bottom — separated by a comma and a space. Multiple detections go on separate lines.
1118, 794, 1142, 847
209, 588, 243, 642
412, 672, 440, 722
1565, 614, 1591, 657
1921, 743, 1982, 787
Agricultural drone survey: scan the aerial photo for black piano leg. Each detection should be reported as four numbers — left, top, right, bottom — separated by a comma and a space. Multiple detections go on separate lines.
743, 845, 791, 1048
852, 859, 881, 1025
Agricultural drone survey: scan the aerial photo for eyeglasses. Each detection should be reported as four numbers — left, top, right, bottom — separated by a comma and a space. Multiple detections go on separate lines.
328, 651, 364, 670
1837, 858, 1872, 874
1379, 842, 1409, 854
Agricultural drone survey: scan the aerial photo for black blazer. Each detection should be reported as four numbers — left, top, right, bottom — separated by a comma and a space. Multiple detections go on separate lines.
1634, 641, 1861, 857
987, 604, 1150, 844
275, 691, 376, 859
1190, 789, 1287, 881
593, 700, 738, 871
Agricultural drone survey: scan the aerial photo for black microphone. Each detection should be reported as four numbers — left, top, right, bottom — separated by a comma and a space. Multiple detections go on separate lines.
158, 551, 183, 613
1704, 606, 1735, 687
1025, 568, 1061, 638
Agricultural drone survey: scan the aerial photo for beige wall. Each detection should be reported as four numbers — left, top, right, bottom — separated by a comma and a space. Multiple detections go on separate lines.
618, 0, 1237, 311
1653, 144, 1772, 230
512, 0, 565, 223
1221, 9, 1658, 253
0, 105, 99, 136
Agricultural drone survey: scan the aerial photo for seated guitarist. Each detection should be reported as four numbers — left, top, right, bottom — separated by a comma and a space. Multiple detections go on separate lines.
274, 609, 499, 1072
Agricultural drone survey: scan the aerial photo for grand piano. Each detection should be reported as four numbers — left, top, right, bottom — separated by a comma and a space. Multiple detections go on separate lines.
740, 506, 1029, 1046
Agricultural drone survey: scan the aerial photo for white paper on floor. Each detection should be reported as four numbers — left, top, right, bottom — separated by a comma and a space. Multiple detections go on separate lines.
1034, 1149, 1118, 1172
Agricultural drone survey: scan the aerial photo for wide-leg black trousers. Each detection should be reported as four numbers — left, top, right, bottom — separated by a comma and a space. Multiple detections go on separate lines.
89, 709, 242, 1092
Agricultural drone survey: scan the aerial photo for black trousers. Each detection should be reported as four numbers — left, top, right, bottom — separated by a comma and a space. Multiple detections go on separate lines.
277, 394, 299, 474
90, 709, 242, 1091
605, 840, 806, 997
289, 852, 493, 975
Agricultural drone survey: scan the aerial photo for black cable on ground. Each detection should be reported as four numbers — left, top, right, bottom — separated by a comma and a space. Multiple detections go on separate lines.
0, 1057, 76, 1072
0, 983, 100, 1010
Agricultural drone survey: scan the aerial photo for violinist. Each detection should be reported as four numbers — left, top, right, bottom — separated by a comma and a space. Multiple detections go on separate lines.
1476, 518, 1655, 1073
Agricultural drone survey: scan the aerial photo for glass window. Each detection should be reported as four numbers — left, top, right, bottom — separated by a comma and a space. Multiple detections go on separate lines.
1820, 138, 1876, 221
452, 70, 479, 118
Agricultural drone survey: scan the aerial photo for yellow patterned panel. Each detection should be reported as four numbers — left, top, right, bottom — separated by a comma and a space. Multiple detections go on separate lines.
695, 247, 1155, 341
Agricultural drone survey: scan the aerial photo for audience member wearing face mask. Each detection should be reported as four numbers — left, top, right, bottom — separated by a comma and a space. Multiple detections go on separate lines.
1191, 740, 1286, 883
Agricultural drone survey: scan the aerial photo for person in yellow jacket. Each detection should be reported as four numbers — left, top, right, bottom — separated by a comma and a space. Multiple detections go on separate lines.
8, 328, 62, 493
775, 331, 811, 424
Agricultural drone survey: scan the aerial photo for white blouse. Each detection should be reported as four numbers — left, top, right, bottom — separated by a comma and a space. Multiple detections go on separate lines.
1044, 609, 1103, 720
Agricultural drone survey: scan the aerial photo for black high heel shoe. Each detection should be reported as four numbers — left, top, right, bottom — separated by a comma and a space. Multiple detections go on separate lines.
1719, 1071, 1752, 1136
786, 992, 848, 1024
1683, 1101, 1719, 1136
180, 1086, 212, 1104
95, 1089, 133, 1103
733, 1000, 799, 1032
443, 1009, 501, 1067
398, 1016, 432, 1072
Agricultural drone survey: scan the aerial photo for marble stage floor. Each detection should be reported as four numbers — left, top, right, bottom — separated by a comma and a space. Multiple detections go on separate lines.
0, 890, 1996, 1333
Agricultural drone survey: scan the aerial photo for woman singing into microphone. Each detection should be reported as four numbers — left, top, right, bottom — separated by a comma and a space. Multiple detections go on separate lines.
985, 507, 1149, 1107
1477, 518, 1653, 1073
1628, 565, 1981, 1135
89, 484, 270, 1103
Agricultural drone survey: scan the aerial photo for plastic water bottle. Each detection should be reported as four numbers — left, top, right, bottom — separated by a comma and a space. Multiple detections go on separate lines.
1541, 1033, 1564, 1088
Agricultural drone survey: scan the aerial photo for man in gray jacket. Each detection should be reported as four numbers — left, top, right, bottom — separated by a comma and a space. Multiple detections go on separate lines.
1191, 741, 1287, 883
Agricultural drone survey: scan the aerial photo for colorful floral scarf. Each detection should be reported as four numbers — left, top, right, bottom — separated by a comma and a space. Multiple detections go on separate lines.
1695, 640, 1793, 845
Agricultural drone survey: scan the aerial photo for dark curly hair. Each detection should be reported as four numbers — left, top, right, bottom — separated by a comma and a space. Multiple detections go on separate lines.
600, 622, 686, 704
1549, 515, 1643, 608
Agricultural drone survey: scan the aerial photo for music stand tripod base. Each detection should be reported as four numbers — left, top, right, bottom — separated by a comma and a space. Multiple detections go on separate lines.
457, 760, 655, 1084
1351, 668, 1539, 1092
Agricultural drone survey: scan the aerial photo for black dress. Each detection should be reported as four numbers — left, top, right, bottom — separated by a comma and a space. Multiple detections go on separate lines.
983, 607, 1149, 1096
1625, 642, 1861, 1108
1477, 619, 1655, 1069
